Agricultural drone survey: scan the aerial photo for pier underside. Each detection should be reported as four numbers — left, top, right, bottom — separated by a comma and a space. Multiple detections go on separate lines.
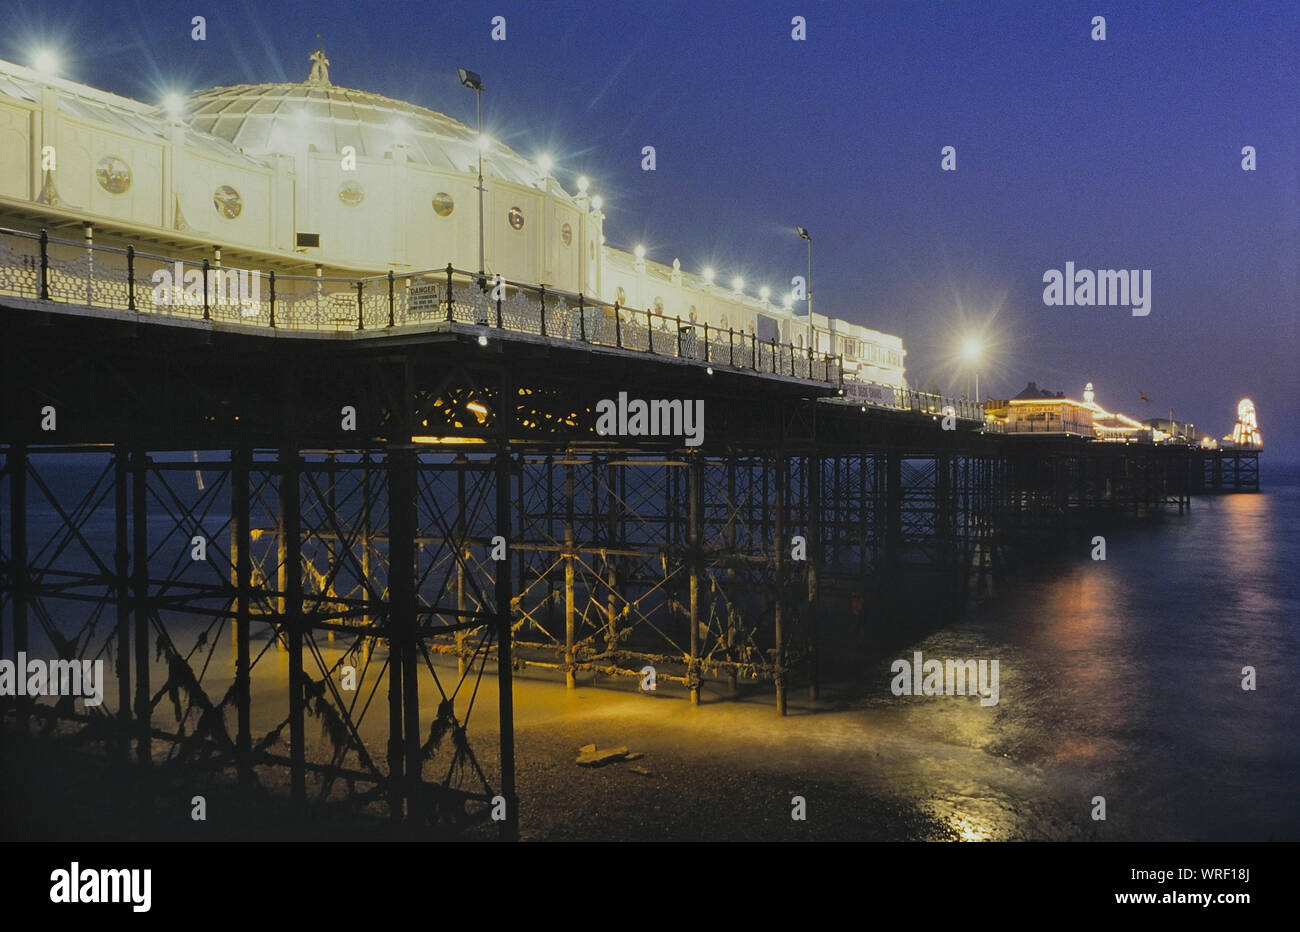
0, 302, 1254, 838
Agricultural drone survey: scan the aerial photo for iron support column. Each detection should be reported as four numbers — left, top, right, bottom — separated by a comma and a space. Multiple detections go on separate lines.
232, 446, 252, 784
280, 447, 305, 805
774, 450, 787, 716
495, 424, 518, 841
11, 443, 29, 733
114, 446, 131, 756
688, 454, 702, 705
132, 449, 150, 766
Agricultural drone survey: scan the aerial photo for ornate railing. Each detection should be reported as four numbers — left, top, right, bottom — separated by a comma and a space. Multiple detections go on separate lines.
0, 226, 846, 386
0, 225, 990, 420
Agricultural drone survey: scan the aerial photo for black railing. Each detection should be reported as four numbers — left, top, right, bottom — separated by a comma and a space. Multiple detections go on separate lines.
2, 224, 1010, 397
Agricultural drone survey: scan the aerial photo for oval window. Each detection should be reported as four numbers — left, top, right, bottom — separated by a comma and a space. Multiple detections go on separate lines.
338, 181, 365, 207
508, 206, 525, 230
561, 222, 572, 246
432, 192, 454, 216
97, 156, 132, 194
213, 184, 242, 218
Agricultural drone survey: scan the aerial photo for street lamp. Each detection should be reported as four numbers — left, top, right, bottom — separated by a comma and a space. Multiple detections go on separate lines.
796, 226, 812, 352
163, 92, 185, 122
33, 50, 58, 77
457, 67, 485, 278
960, 336, 982, 401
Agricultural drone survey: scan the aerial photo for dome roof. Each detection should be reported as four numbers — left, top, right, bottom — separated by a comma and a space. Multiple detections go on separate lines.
181, 69, 552, 191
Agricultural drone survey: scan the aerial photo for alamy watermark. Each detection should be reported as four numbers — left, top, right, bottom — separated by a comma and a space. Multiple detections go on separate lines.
889, 650, 999, 706
152, 261, 261, 316
595, 392, 705, 447
1043, 262, 1151, 317
0, 652, 104, 706
49, 862, 150, 912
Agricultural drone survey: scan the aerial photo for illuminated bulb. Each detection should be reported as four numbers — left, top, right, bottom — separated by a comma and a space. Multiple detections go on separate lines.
163, 92, 185, 121
590, 195, 603, 210
477, 334, 488, 346
706, 367, 714, 375
702, 267, 715, 283
731, 276, 744, 292
759, 286, 771, 301
576, 175, 589, 193
537, 153, 553, 175
782, 294, 793, 308
634, 244, 646, 259
477, 133, 493, 153
33, 50, 58, 76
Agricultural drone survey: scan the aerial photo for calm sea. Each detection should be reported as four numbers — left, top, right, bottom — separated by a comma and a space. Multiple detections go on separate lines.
5, 454, 1296, 840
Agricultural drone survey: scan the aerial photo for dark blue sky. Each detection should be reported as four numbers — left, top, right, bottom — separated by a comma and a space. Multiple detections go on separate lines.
4, 1, 1296, 460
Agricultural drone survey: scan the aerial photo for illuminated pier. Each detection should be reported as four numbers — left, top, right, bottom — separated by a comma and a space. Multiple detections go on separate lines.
0, 227, 1259, 839
0, 50, 1260, 838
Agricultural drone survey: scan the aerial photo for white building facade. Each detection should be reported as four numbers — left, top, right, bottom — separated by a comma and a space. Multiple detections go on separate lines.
0, 53, 906, 389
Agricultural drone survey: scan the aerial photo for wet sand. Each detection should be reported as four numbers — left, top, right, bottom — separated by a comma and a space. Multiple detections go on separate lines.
2, 652, 1087, 842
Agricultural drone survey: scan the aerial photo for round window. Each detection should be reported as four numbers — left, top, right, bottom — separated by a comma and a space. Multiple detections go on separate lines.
432, 192, 454, 216
338, 181, 365, 207
508, 206, 525, 230
97, 156, 132, 194
213, 184, 242, 218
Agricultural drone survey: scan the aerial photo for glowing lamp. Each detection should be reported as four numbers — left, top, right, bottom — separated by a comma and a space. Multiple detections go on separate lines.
33, 50, 58, 77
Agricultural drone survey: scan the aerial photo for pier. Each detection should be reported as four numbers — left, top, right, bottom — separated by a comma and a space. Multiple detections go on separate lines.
0, 226, 1260, 839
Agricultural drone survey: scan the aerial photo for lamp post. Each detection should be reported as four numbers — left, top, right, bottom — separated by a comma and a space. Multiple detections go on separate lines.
960, 336, 982, 402
796, 226, 812, 352
457, 67, 485, 279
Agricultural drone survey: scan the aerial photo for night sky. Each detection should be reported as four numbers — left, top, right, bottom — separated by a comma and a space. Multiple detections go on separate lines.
3, 1, 1295, 461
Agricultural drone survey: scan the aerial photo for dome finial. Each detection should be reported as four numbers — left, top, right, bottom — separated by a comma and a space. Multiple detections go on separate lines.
308, 37, 331, 86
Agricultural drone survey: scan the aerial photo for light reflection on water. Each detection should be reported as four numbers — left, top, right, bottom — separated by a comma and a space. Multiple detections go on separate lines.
9, 462, 1299, 840
910, 478, 1300, 840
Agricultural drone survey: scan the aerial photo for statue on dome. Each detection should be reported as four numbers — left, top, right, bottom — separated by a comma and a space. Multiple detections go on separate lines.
308, 46, 331, 87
